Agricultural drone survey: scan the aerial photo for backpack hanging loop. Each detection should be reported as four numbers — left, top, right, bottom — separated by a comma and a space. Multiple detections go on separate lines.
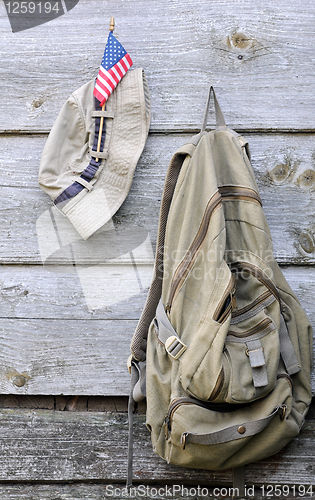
201, 86, 226, 132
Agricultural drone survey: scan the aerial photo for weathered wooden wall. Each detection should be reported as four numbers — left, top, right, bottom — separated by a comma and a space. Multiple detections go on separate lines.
0, 0, 315, 497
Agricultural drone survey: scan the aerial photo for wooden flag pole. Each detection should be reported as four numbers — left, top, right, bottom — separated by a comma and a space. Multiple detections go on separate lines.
96, 17, 115, 162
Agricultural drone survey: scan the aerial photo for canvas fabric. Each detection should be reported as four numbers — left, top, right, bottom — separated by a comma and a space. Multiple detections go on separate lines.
129, 87, 313, 476
39, 68, 151, 240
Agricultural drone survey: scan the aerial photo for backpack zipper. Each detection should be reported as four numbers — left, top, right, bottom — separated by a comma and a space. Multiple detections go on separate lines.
212, 274, 237, 323
277, 373, 293, 392
209, 366, 225, 401
227, 317, 273, 339
231, 262, 282, 309
231, 290, 272, 319
165, 398, 198, 434
219, 186, 262, 206
165, 191, 222, 314
165, 395, 248, 434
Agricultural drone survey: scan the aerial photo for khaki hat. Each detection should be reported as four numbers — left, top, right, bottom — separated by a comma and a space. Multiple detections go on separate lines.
39, 68, 151, 240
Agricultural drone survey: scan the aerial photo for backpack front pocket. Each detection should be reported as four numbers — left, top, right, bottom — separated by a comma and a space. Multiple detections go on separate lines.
178, 271, 237, 402
179, 317, 230, 401
163, 375, 294, 471
222, 265, 281, 403
224, 310, 280, 403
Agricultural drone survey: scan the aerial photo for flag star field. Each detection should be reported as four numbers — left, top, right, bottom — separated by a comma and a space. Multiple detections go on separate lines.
93, 31, 133, 106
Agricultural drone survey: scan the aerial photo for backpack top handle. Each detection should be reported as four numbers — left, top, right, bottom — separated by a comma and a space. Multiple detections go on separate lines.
201, 86, 226, 132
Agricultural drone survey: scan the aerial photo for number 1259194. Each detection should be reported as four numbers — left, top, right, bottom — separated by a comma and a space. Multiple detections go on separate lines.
5, 2, 60, 15
260, 484, 313, 497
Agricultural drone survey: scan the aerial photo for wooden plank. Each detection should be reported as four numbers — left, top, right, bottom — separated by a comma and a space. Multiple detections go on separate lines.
0, 394, 140, 413
1, 0, 315, 132
0, 263, 314, 395
1, 133, 315, 265
0, 134, 165, 265
0, 409, 314, 485
0, 319, 137, 395
0, 264, 314, 323
0, 394, 54, 410
0, 264, 153, 319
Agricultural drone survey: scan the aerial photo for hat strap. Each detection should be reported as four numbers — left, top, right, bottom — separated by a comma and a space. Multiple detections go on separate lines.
53, 97, 108, 209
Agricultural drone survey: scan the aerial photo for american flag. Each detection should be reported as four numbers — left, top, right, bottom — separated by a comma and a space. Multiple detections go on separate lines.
93, 31, 133, 106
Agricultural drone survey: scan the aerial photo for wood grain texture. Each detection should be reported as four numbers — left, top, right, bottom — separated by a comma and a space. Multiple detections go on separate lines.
0, 409, 314, 484
0, 318, 138, 395
0, 266, 314, 396
0, 265, 150, 320
0, 265, 314, 321
0, 0, 315, 132
1, 133, 315, 265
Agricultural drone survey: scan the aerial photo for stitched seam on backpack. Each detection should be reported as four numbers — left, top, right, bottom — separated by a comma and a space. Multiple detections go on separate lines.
184, 344, 223, 400
224, 218, 273, 243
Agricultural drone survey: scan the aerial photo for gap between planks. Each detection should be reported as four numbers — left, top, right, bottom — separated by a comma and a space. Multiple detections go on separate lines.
0, 394, 313, 418
0, 394, 146, 413
2, 128, 315, 137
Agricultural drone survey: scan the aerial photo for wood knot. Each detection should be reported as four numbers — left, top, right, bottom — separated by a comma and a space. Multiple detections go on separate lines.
224, 30, 269, 61
13, 375, 26, 387
269, 164, 292, 184
1, 283, 29, 301
31, 97, 44, 109
299, 231, 315, 254
296, 169, 315, 189
230, 32, 252, 50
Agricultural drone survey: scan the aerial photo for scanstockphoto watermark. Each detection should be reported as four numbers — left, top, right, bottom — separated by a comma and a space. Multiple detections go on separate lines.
104, 484, 244, 498
104, 484, 314, 498
3, 0, 80, 32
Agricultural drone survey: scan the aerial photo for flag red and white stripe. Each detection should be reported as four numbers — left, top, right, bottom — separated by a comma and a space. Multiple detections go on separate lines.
93, 53, 132, 105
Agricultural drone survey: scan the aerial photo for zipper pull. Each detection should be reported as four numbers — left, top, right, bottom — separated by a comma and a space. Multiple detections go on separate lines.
165, 303, 171, 318
231, 274, 237, 312
164, 416, 171, 438
231, 291, 237, 312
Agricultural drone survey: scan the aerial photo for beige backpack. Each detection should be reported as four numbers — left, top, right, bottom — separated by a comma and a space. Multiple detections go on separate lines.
128, 87, 313, 492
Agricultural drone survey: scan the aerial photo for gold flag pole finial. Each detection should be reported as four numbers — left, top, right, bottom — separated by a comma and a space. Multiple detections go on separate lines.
109, 17, 115, 32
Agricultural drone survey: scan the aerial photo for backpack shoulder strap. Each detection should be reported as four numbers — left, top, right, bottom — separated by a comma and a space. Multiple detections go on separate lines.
130, 148, 189, 361
127, 146, 191, 489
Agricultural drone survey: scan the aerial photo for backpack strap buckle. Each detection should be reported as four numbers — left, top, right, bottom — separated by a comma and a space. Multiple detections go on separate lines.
165, 335, 187, 360
154, 299, 187, 360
